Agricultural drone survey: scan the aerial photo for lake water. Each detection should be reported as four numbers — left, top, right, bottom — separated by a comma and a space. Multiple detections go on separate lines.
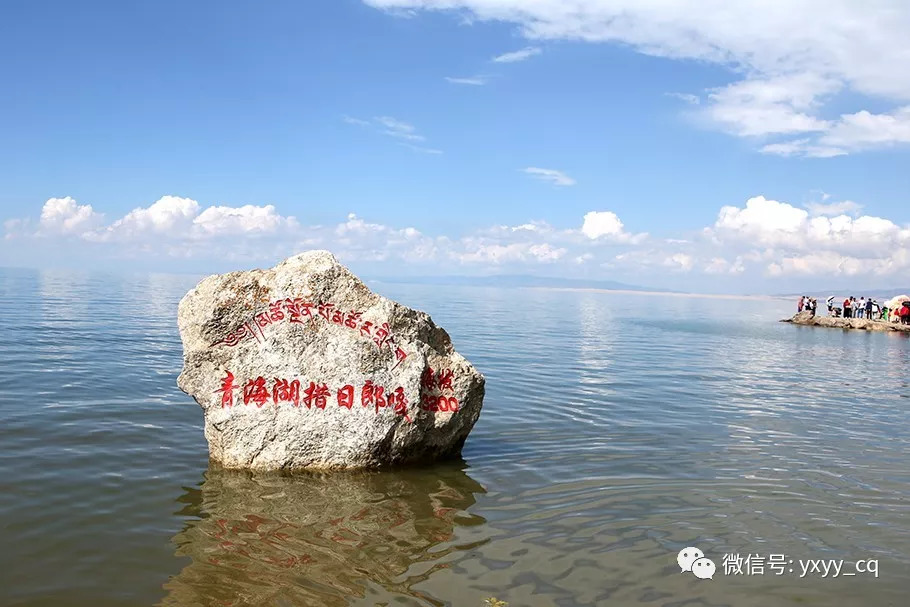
2, 268, 909, 607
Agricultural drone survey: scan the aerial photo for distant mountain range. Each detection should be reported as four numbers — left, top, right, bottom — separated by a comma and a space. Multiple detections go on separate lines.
778, 289, 910, 299
369, 274, 674, 292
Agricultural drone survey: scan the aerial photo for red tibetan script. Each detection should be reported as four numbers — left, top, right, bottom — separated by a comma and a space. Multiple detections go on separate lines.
213, 298, 410, 371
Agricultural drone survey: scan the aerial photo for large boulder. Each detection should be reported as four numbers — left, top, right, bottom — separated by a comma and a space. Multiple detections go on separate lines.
176, 250, 485, 470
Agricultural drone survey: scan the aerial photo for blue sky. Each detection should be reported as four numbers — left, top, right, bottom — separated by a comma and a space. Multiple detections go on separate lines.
2, 0, 910, 293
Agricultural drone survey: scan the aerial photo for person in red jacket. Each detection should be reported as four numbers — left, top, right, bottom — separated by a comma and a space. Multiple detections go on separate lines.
901, 302, 910, 325
843, 297, 852, 318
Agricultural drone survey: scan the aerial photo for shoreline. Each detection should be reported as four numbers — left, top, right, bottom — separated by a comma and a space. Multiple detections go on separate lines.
781, 311, 910, 333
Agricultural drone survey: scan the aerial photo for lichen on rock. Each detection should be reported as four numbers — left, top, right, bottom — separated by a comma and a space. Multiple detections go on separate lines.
177, 250, 485, 470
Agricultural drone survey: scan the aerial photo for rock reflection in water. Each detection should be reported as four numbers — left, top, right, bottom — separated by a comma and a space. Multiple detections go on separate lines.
161, 462, 486, 606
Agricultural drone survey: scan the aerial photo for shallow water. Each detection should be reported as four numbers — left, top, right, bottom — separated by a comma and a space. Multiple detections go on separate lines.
1, 268, 909, 606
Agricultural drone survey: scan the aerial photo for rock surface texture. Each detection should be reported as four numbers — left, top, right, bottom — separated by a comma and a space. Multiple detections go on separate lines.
782, 311, 910, 332
177, 251, 485, 470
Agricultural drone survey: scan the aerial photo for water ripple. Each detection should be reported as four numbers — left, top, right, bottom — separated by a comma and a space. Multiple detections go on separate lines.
2, 272, 909, 606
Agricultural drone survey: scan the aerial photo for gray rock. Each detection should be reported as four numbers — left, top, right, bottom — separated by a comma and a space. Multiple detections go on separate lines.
781, 311, 910, 332
177, 250, 485, 470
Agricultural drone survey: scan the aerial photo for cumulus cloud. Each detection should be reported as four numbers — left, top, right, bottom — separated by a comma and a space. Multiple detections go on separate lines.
581, 211, 645, 243
454, 241, 566, 264
706, 74, 836, 138
492, 46, 542, 63
522, 167, 576, 186
38, 197, 104, 235
818, 106, 910, 151
104, 195, 200, 237
805, 199, 863, 217
7, 191, 910, 283
194, 204, 298, 236
363, 0, 910, 156
708, 195, 910, 276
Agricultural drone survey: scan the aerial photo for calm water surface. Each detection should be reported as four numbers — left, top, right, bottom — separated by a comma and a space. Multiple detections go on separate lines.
2, 268, 910, 606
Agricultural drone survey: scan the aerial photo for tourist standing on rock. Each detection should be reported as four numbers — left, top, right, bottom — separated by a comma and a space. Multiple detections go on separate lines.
798, 295, 805, 312
857, 297, 866, 319
826, 296, 835, 315
866, 298, 874, 320
843, 297, 852, 318
902, 302, 910, 325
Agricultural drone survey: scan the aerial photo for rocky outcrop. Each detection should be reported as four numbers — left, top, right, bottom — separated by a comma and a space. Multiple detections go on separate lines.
176, 250, 485, 470
781, 310, 910, 332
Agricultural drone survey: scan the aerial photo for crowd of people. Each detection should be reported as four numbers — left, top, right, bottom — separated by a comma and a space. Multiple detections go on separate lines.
798, 295, 910, 324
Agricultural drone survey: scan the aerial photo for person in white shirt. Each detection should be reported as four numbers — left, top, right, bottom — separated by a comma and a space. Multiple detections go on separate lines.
857, 297, 866, 319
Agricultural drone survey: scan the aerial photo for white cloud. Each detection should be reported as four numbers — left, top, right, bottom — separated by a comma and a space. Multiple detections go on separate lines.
3, 218, 29, 240
492, 46, 542, 63
708, 195, 910, 275
375, 116, 425, 141
363, 0, 910, 156
714, 196, 808, 245
344, 115, 440, 152
767, 253, 865, 277
342, 115, 370, 126
522, 167, 576, 186
38, 197, 104, 235
705, 74, 836, 138
106, 195, 200, 237
666, 92, 700, 105
819, 106, 910, 151
805, 199, 863, 217
759, 138, 846, 158
575, 252, 594, 264
9, 191, 910, 284
454, 241, 566, 264
193, 205, 297, 236
581, 211, 623, 239
704, 256, 745, 275
445, 75, 488, 85
664, 253, 694, 271
580, 211, 645, 243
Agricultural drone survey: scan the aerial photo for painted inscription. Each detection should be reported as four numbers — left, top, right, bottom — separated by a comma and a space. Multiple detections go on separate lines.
419, 366, 460, 412
214, 370, 441, 422
213, 298, 409, 370
215, 368, 460, 421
